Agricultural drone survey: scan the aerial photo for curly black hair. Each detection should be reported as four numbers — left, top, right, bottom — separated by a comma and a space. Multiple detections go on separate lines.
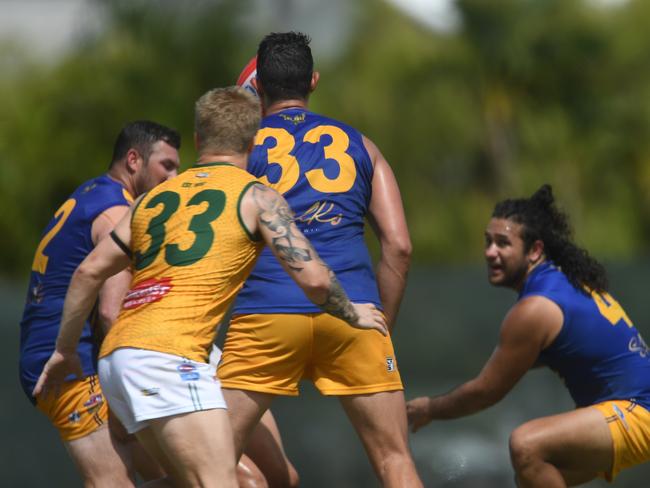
492, 184, 608, 293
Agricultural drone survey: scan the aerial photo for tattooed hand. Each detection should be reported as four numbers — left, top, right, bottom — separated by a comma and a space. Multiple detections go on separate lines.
348, 303, 388, 336
318, 271, 388, 336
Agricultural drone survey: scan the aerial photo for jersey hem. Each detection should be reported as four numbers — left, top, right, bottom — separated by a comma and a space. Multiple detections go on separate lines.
232, 302, 384, 315
62, 423, 107, 442
318, 383, 404, 396
100, 345, 207, 364
219, 381, 300, 397
134, 402, 228, 423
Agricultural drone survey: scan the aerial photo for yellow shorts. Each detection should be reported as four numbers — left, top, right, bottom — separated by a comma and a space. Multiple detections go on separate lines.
36, 374, 108, 442
592, 400, 650, 481
218, 313, 403, 396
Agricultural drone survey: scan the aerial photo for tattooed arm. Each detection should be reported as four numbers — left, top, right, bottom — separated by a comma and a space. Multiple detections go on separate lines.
240, 183, 387, 335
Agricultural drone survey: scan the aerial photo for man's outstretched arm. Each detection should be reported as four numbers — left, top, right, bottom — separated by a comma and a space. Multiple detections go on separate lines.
407, 296, 561, 432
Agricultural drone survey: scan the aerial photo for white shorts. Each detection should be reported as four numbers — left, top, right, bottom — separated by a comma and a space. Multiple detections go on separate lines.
98, 348, 227, 434
209, 344, 222, 367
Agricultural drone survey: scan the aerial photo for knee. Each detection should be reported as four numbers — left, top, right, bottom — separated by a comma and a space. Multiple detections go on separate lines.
237, 462, 269, 488
238, 471, 268, 488
286, 464, 299, 488
81, 470, 136, 488
509, 425, 541, 473
375, 447, 418, 479
264, 463, 299, 488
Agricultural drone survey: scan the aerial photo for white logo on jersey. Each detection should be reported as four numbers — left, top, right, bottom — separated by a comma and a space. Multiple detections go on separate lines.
629, 333, 649, 358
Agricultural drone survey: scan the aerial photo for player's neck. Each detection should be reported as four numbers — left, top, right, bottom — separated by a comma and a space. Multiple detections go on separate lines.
265, 98, 308, 115
196, 153, 248, 171
106, 169, 136, 200
514, 257, 548, 292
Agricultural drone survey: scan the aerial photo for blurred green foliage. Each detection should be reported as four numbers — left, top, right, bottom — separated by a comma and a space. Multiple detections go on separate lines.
2, 0, 650, 278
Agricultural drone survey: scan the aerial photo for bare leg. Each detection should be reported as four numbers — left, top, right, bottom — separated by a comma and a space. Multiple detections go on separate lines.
65, 424, 136, 488
509, 407, 613, 487
132, 440, 167, 481
139, 477, 175, 488
135, 409, 238, 488
137, 450, 269, 488
109, 410, 164, 481
222, 388, 275, 459
239, 454, 270, 488
245, 410, 300, 487
339, 390, 423, 488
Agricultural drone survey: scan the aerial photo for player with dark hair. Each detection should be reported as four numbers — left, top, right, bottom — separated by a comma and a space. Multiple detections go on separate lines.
33, 86, 387, 488
20, 120, 180, 486
408, 184, 650, 486
221, 32, 422, 487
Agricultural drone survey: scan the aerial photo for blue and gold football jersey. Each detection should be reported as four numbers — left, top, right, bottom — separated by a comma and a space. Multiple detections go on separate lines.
520, 262, 650, 410
19, 175, 132, 402
233, 109, 381, 313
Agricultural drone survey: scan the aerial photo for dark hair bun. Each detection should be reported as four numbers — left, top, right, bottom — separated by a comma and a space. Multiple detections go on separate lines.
530, 184, 554, 208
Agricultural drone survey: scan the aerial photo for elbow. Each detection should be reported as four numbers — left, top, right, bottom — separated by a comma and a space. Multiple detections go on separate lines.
73, 262, 104, 289
97, 303, 119, 329
384, 237, 412, 266
299, 267, 334, 306
399, 239, 413, 263
394, 236, 413, 258
475, 385, 506, 410
304, 274, 332, 305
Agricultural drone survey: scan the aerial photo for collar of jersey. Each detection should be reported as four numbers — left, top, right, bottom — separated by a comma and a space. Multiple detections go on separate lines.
519, 260, 554, 298
191, 162, 235, 168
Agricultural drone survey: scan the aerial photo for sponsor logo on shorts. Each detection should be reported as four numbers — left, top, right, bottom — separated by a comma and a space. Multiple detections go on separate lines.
123, 277, 173, 309
386, 357, 396, 372
83, 393, 104, 414
141, 388, 160, 396
68, 411, 81, 423
177, 362, 200, 382
613, 404, 630, 431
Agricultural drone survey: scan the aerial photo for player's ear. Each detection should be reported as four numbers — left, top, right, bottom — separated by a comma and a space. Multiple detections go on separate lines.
528, 239, 545, 264
251, 77, 259, 93
310, 71, 320, 93
193, 132, 200, 152
125, 148, 141, 174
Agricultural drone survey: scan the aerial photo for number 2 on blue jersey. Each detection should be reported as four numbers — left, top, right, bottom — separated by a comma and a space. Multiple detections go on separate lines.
31, 198, 77, 274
